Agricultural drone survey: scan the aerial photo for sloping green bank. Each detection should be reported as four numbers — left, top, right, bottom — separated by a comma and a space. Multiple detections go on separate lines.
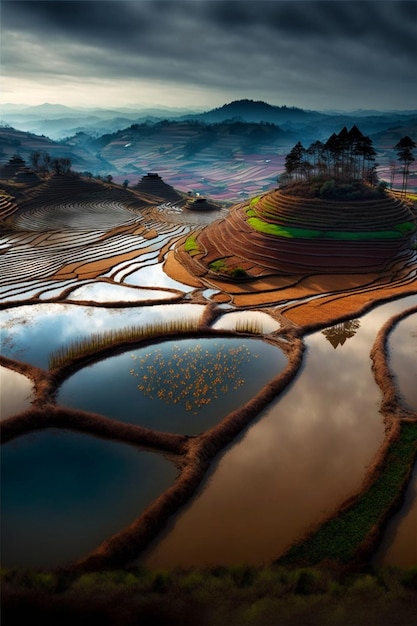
277, 421, 417, 566
247, 217, 415, 240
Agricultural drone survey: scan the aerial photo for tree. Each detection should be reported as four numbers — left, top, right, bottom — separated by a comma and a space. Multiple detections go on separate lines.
356, 136, 376, 179
38, 152, 52, 174
51, 157, 71, 175
284, 141, 305, 181
106, 174, 113, 184
389, 160, 396, 189
123, 179, 129, 188
29, 151, 41, 171
394, 136, 416, 196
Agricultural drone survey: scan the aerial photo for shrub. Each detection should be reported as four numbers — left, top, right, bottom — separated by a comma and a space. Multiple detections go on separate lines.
150, 570, 172, 593
231, 267, 248, 278
401, 566, 417, 590
293, 568, 327, 595
348, 574, 382, 596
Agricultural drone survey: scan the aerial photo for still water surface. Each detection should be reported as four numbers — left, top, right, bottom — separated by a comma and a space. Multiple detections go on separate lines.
1, 429, 176, 568
388, 312, 417, 411
0, 303, 205, 368
0, 366, 33, 420
374, 463, 417, 568
58, 338, 286, 435
143, 296, 417, 568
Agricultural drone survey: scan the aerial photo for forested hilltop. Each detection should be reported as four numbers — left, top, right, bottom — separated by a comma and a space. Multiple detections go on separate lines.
281, 126, 416, 197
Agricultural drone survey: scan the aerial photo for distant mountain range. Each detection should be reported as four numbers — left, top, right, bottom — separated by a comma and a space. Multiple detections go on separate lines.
1, 99, 416, 141
1, 99, 416, 199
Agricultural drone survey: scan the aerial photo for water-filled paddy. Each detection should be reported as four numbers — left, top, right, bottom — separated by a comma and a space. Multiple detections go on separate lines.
1, 429, 176, 568
388, 312, 417, 411
58, 338, 286, 435
374, 462, 417, 568
66, 281, 178, 303
123, 262, 194, 291
0, 303, 205, 368
0, 366, 33, 420
142, 296, 417, 568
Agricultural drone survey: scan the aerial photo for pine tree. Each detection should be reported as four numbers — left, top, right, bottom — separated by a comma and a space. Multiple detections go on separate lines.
394, 136, 416, 196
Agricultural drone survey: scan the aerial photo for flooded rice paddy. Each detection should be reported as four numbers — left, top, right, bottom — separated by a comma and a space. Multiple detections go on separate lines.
0, 366, 33, 420
143, 296, 417, 568
0, 303, 205, 368
374, 462, 417, 568
1, 196, 416, 570
1, 429, 176, 568
58, 338, 286, 434
66, 281, 179, 303
387, 312, 417, 411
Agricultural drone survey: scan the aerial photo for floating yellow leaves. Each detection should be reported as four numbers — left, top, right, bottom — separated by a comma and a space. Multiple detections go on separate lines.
130, 342, 259, 414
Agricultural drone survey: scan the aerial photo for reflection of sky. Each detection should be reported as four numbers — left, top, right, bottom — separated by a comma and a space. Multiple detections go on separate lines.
58, 338, 286, 435
0, 366, 33, 420
212, 311, 280, 333
1, 429, 176, 568
143, 296, 417, 568
68, 281, 177, 303
124, 263, 194, 292
0, 303, 205, 368
388, 313, 417, 411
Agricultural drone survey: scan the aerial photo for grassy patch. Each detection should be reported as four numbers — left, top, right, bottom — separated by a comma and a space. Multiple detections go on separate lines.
278, 421, 417, 566
235, 319, 263, 334
247, 217, 415, 240
48, 320, 201, 369
184, 235, 201, 256
394, 221, 416, 235
209, 258, 248, 278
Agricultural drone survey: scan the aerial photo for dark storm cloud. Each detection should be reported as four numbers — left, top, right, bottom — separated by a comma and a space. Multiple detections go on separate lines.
2, 0, 416, 108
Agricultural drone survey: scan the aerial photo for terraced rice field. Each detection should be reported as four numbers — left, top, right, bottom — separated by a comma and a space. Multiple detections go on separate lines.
187, 189, 415, 274
1, 174, 416, 573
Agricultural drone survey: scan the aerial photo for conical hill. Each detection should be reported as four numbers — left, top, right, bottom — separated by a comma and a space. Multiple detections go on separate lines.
182, 188, 416, 276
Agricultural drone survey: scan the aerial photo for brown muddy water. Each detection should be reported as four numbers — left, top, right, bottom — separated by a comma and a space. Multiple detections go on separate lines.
142, 296, 417, 568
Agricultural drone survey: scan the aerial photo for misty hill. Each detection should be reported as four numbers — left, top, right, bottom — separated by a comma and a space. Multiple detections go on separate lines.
91, 119, 291, 159
0, 104, 204, 140
2, 100, 415, 143
1, 102, 416, 200
0, 127, 112, 173
182, 100, 417, 140
180, 99, 325, 124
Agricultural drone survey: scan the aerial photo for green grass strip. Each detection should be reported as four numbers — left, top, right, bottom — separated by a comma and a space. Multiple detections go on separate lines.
184, 236, 201, 255
247, 217, 415, 241
279, 421, 417, 565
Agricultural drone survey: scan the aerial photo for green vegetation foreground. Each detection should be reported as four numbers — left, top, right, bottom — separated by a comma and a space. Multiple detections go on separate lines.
2, 564, 417, 626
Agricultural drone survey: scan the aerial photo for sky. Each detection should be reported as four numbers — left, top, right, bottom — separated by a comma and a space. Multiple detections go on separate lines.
1, 0, 416, 112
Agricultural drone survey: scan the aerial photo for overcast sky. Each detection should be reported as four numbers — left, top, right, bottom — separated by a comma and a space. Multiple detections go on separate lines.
1, 0, 416, 111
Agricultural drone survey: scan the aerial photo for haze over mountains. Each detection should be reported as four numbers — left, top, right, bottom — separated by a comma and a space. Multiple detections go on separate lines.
1, 99, 416, 200
2, 99, 416, 141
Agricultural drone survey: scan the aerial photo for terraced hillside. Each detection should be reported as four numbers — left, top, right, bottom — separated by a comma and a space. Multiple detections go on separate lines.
180, 188, 416, 278
0, 174, 191, 287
